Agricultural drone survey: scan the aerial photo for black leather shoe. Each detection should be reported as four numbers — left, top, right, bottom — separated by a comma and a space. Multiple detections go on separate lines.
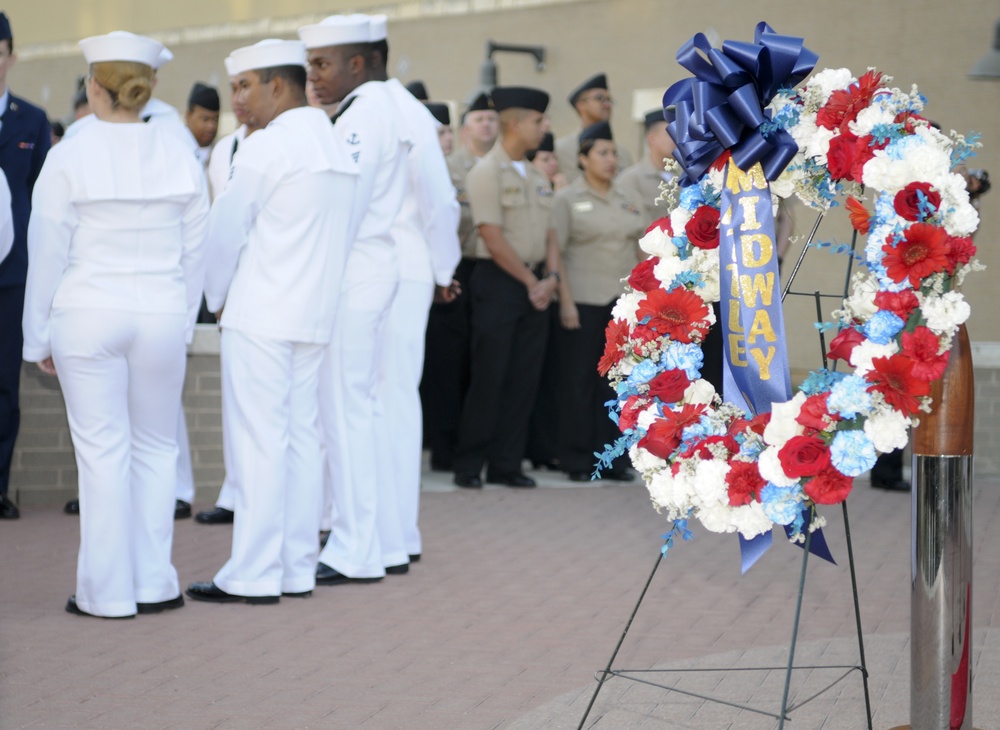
872, 478, 911, 492
531, 459, 560, 471
0, 494, 20, 519
568, 471, 592, 482
453, 474, 483, 488
282, 590, 312, 598
385, 564, 409, 575
64, 499, 79, 515
195, 507, 234, 524
174, 500, 192, 520
315, 563, 382, 586
65, 596, 134, 619
137, 595, 185, 614
486, 473, 536, 488
185, 581, 279, 604
409, 553, 421, 563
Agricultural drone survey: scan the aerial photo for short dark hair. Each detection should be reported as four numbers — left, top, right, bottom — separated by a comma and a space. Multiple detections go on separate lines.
256, 65, 307, 93
577, 137, 598, 170
371, 39, 389, 67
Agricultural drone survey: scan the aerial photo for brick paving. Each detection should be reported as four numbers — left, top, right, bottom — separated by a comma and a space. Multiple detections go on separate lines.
1, 467, 998, 729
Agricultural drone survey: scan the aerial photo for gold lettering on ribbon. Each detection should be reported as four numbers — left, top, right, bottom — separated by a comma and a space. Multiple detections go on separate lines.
747, 309, 777, 343
739, 272, 775, 307
737, 195, 762, 231
728, 334, 748, 368
740, 233, 774, 268
725, 162, 767, 194
749, 346, 776, 380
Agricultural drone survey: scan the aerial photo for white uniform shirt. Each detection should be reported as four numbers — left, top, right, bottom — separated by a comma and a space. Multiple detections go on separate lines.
0, 173, 13, 264
333, 81, 408, 257
203, 106, 359, 345
207, 125, 247, 200
64, 98, 197, 155
383, 79, 461, 286
22, 119, 210, 361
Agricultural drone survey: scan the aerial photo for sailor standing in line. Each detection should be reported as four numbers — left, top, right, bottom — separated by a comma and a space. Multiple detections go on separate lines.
616, 109, 676, 225
380, 15, 461, 569
22, 30, 209, 617
186, 38, 359, 604
299, 14, 409, 585
194, 54, 265, 527
554, 73, 632, 183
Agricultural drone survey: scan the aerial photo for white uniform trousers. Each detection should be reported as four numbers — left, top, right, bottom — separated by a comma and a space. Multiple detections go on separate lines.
175, 404, 195, 504
213, 330, 325, 596
319, 244, 398, 578
377, 280, 434, 561
51, 309, 186, 617
214, 330, 236, 512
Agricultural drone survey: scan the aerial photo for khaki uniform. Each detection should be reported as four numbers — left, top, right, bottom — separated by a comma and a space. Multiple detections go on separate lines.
616, 154, 670, 225
550, 177, 643, 475
466, 144, 552, 264
554, 128, 634, 184
446, 145, 480, 258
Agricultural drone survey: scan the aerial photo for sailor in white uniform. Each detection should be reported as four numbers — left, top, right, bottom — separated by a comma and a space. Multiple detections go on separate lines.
379, 16, 461, 570
299, 14, 408, 584
186, 38, 359, 603
22, 31, 209, 618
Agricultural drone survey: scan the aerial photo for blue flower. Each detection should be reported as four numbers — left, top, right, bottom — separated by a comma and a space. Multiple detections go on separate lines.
862, 310, 904, 345
626, 359, 660, 388
827, 375, 872, 419
760, 483, 804, 526
830, 430, 878, 477
800, 368, 847, 396
663, 343, 704, 380
679, 185, 705, 210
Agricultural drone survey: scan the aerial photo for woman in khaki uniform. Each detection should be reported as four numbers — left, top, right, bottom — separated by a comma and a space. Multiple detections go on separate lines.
552, 121, 644, 481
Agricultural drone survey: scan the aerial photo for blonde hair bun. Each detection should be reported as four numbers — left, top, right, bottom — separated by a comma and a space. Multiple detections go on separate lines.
91, 61, 154, 112
116, 76, 153, 112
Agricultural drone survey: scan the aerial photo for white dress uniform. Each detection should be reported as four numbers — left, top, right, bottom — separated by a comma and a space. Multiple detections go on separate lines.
381, 77, 460, 563
22, 109, 209, 613
203, 96, 359, 597
207, 124, 246, 201
0, 173, 13, 264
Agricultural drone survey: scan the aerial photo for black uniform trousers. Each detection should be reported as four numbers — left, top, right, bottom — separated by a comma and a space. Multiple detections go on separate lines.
453, 260, 549, 478
420, 257, 477, 469
0, 285, 25, 497
556, 301, 621, 474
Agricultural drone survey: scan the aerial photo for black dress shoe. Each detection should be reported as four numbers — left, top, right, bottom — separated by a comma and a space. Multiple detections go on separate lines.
385, 564, 409, 575
872, 478, 911, 492
0, 494, 20, 519
195, 507, 234, 524
453, 474, 482, 488
137, 595, 185, 614
185, 581, 279, 604
531, 459, 560, 471
486, 473, 536, 488
409, 553, 421, 563
65, 596, 134, 619
174, 500, 192, 520
568, 471, 592, 482
315, 563, 383, 586
64, 499, 79, 515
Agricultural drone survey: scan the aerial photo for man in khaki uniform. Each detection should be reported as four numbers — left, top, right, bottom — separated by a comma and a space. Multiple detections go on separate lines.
421, 92, 498, 472
616, 109, 676, 224
452, 86, 560, 488
555, 73, 632, 183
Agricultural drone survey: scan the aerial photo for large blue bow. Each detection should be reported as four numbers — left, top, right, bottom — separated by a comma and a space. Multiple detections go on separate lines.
662, 22, 817, 186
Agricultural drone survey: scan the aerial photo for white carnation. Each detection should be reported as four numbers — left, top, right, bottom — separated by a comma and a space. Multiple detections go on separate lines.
691, 459, 730, 507
863, 408, 911, 453
629, 443, 667, 474
758, 445, 799, 487
611, 290, 644, 325
849, 103, 895, 137
921, 291, 971, 334
687, 247, 721, 303
731, 502, 775, 539
850, 339, 899, 375
807, 68, 854, 103
639, 225, 675, 257
862, 154, 911, 194
636, 404, 660, 432
805, 126, 836, 164
653, 255, 684, 288
763, 392, 807, 447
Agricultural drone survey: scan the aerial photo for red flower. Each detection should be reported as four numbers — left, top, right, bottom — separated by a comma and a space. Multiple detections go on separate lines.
865, 354, 931, 417
874, 289, 920, 320
778, 435, 831, 478
629, 323, 661, 355
894, 110, 929, 135
826, 132, 860, 182
638, 404, 706, 459
628, 257, 661, 292
618, 395, 648, 433
598, 318, 630, 376
816, 69, 885, 132
645, 217, 673, 237
845, 196, 871, 234
726, 460, 765, 507
796, 394, 840, 433
882, 223, 951, 288
851, 134, 885, 182
901, 327, 950, 381
711, 150, 732, 172
685, 205, 721, 250
647, 368, 691, 404
679, 434, 738, 461
826, 326, 865, 364
894, 182, 942, 222
804, 465, 854, 505
730, 412, 771, 439
945, 235, 976, 275
635, 287, 710, 343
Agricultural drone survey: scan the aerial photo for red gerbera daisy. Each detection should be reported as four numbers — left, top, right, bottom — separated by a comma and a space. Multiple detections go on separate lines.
635, 287, 710, 343
881, 223, 950, 288
816, 69, 885, 132
901, 326, 950, 381
726, 460, 765, 507
638, 404, 706, 459
873, 289, 920, 320
598, 318, 630, 376
845, 196, 871, 234
865, 354, 931, 416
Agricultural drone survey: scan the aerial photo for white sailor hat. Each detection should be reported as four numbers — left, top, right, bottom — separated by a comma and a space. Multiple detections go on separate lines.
79, 30, 164, 68
368, 15, 388, 42
298, 14, 372, 49
227, 39, 307, 76
223, 54, 237, 77
153, 46, 173, 70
